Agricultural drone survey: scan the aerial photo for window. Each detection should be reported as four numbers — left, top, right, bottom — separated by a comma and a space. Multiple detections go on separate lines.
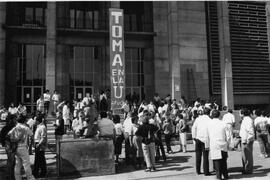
69, 2, 100, 29
69, 46, 101, 99
125, 48, 146, 102
16, 44, 46, 87
23, 3, 46, 27
120, 2, 153, 32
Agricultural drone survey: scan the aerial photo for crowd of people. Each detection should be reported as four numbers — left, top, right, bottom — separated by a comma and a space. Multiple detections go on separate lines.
1, 90, 270, 179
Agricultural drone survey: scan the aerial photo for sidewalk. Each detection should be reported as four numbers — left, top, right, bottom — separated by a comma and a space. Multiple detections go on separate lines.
0, 141, 269, 180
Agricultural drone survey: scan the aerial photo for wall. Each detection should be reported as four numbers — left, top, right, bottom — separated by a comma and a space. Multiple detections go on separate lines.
178, 1, 209, 102
58, 138, 115, 177
153, 1, 209, 102
153, 2, 171, 98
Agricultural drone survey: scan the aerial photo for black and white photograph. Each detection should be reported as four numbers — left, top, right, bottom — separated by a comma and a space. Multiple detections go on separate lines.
0, 0, 270, 179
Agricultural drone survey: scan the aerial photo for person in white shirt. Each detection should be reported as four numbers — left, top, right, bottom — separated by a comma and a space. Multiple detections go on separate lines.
192, 108, 211, 176
37, 95, 45, 113
222, 106, 235, 148
33, 114, 47, 178
43, 90, 51, 115
207, 110, 230, 180
97, 111, 115, 138
254, 110, 269, 158
52, 90, 60, 114
239, 108, 255, 174
113, 115, 124, 163
8, 115, 35, 180
148, 101, 156, 113
123, 112, 133, 164
62, 101, 71, 132
8, 103, 18, 115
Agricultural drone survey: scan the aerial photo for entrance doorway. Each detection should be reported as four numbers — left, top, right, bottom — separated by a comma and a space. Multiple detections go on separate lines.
22, 86, 43, 113
72, 86, 93, 100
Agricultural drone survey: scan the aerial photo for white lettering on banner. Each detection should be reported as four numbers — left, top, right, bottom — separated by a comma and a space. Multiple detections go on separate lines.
111, 11, 122, 24
110, 8, 125, 114
112, 54, 123, 66
112, 40, 122, 52
112, 26, 122, 38
113, 86, 123, 98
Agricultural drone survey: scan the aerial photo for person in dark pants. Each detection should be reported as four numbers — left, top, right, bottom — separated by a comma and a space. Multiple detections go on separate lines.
192, 108, 212, 175
0, 114, 17, 180
155, 130, 166, 162
213, 151, 228, 179
195, 139, 210, 175
207, 110, 230, 179
33, 114, 47, 178
163, 116, 173, 154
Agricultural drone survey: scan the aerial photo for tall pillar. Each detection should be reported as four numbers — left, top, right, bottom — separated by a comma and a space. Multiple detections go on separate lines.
217, 2, 234, 109
168, 2, 181, 100
0, 3, 6, 106
111, 1, 120, 8
46, 2, 56, 93
46, 2, 56, 116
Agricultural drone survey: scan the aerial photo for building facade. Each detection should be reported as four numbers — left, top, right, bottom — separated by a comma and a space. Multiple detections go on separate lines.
0, 1, 270, 112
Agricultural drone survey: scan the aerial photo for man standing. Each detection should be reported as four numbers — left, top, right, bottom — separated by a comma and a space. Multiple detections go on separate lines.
207, 110, 231, 179
239, 108, 255, 174
8, 115, 36, 180
192, 108, 211, 176
52, 90, 60, 115
43, 90, 51, 115
222, 106, 235, 148
33, 114, 47, 178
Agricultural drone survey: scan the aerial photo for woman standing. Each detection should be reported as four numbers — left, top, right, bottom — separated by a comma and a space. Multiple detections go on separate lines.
176, 113, 187, 152
62, 101, 71, 133
135, 115, 158, 172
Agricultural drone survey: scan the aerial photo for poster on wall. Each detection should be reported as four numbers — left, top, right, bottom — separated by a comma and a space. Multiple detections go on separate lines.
109, 8, 125, 115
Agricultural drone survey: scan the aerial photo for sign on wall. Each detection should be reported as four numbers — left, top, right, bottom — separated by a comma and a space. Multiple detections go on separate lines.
109, 8, 125, 114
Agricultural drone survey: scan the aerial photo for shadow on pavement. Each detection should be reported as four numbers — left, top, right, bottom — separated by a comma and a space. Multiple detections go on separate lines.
228, 165, 270, 179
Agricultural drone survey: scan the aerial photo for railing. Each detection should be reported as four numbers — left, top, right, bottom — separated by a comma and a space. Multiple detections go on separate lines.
57, 17, 153, 32
6, 15, 46, 28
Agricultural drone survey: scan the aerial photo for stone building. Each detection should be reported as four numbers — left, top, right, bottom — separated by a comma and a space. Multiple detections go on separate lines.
0, 1, 270, 112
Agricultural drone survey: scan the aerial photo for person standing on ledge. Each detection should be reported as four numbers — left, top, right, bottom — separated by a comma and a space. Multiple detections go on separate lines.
43, 90, 51, 115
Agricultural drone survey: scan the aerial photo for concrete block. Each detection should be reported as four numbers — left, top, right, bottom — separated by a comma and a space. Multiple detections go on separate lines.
179, 35, 207, 48
178, 10, 206, 23
179, 46, 207, 60
178, 1, 205, 11
153, 7, 168, 20
154, 20, 168, 33
58, 138, 115, 177
154, 45, 169, 59
153, 1, 168, 9
154, 35, 169, 46
178, 22, 206, 35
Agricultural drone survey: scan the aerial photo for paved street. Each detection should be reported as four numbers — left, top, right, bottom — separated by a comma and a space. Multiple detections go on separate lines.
1, 141, 269, 180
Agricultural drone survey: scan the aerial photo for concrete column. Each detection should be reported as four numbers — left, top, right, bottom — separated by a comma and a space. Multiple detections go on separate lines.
217, 2, 234, 109
168, 2, 181, 100
111, 1, 120, 8
0, 3, 6, 106
56, 44, 69, 101
46, 2, 56, 93
46, 2, 56, 116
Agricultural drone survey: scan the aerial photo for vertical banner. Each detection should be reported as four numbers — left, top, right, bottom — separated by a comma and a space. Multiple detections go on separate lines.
109, 8, 125, 115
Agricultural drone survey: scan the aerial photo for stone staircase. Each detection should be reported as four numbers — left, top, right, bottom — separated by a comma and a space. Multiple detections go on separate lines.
0, 117, 74, 155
